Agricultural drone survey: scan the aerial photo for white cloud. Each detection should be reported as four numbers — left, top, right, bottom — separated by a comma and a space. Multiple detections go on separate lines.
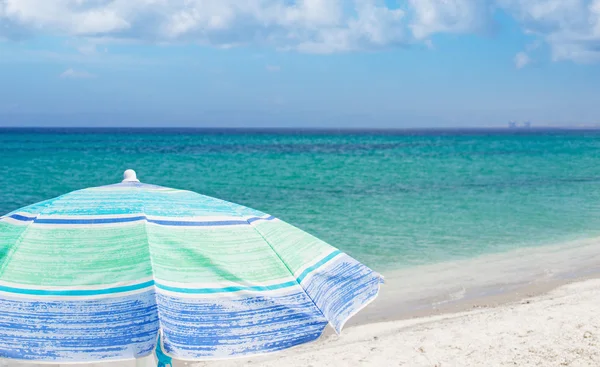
60, 68, 96, 78
0, 0, 600, 64
1, 0, 130, 35
295, 1, 406, 53
514, 51, 531, 68
76, 44, 98, 55
406, 0, 600, 64
0, 0, 406, 53
408, 0, 494, 39
498, 0, 600, 63
265, 64, 281, 72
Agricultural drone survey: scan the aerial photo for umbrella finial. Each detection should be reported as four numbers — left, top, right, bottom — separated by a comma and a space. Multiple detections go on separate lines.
122, 169, 140, 183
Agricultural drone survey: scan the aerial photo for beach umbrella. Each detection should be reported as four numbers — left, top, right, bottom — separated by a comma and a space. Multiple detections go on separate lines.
0, 170, 383, 364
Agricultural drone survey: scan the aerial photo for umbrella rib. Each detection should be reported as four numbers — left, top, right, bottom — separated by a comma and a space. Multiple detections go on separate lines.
136, 188, 164, 353
241, 219, 328, 321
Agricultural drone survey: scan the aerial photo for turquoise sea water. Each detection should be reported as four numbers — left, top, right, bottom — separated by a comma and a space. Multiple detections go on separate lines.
2, 129, 600, 273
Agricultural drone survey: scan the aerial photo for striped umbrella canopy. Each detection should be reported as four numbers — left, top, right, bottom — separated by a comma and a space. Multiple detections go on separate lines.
0, 170, 383, 364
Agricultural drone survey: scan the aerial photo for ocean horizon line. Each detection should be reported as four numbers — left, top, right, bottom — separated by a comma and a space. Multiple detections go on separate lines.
2, 126, 600, 135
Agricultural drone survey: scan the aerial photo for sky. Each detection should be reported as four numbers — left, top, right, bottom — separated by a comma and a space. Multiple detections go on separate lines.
1, 0, 600, 128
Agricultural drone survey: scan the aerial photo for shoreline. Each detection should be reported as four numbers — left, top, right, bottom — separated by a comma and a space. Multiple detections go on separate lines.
346, 236, 600, 327
349, 271, 600, 326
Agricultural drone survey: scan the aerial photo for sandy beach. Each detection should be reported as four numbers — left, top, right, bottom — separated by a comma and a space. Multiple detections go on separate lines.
180, 278, 600, 367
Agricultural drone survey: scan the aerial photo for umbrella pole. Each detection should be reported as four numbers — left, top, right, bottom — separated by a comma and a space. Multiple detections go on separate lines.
155, 335, 172, 367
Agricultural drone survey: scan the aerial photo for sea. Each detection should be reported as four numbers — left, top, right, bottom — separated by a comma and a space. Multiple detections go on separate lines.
2, 128, 600, 281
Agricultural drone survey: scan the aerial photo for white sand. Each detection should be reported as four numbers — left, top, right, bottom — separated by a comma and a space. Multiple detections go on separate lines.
183, 278, 600, 367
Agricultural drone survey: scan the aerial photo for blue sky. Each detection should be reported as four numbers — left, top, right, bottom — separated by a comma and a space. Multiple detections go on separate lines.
1, 0, 600, 128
